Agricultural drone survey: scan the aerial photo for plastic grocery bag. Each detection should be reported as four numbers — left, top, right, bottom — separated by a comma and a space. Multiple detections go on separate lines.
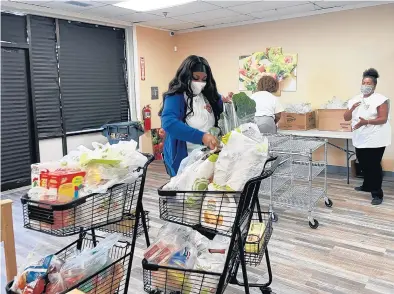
47, 233, 121, 293
214, 129, 269, 190
285, 103, 312, 114
219, 102, 239, 135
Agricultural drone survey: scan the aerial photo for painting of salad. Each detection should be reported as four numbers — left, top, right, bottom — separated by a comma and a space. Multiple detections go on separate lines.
239, 47, 298, 93
151, 128, 165, 160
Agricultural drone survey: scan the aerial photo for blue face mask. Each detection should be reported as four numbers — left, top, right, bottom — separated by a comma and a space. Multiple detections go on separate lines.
361, 85, 374, 95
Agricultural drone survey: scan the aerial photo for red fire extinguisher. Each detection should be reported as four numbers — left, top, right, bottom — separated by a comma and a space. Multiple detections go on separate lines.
142, 105, 151, 131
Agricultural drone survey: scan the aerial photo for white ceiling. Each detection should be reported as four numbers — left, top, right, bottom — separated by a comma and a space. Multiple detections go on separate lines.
1, 0, 390, 32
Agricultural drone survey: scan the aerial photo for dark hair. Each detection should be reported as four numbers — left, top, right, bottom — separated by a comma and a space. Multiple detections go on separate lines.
362, 68, 380, 85
257, 75, 278, 93
159, 55, 221, 126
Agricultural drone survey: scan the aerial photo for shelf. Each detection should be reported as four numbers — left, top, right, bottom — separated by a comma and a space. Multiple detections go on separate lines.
270, 138, 325, 155
259, 176, 291, 195
276, 161, 325, 180
271, 184, 325, 210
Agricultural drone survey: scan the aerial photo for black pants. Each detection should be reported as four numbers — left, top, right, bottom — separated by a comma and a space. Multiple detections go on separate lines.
355, 147, 385, 198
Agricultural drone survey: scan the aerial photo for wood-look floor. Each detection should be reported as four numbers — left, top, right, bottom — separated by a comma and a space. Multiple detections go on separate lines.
1, 162, 394, 294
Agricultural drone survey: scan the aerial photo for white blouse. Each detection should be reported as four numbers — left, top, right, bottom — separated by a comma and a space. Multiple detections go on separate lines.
184, 93, 215, 133
184, 93, 215, 152
348, 93, 391, 148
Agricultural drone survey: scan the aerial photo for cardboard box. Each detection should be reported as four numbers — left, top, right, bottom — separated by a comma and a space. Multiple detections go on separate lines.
278, 111, 316, 130
317, 109, 351, 132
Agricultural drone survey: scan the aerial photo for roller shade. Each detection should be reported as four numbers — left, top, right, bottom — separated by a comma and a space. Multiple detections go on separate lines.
57, 20, 128, 132
1, 13, 27, 44
1, 48, 34, 186
29, 15, 63, 138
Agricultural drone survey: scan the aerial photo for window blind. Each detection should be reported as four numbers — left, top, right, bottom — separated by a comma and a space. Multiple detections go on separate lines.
57, 20, 128, 132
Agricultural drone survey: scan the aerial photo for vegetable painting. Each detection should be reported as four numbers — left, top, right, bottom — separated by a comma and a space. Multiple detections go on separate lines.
239, 47, 298, 93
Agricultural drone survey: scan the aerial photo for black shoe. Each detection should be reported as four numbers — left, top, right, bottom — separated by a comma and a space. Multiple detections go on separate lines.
354, 186, 371, 192
371, 198, 383, 205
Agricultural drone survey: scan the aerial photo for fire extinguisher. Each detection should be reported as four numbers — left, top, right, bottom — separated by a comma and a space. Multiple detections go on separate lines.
142, 105, 151, 131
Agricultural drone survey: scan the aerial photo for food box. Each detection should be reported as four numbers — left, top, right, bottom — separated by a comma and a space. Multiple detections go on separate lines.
317, 109, 351, 132
278, 111, 316, 130
31, 162, 60, 188
40, 170, 86, 202
245, 222, 266, 254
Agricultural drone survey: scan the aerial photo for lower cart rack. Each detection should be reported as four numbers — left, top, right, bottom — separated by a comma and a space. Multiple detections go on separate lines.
6, 232, 133, 294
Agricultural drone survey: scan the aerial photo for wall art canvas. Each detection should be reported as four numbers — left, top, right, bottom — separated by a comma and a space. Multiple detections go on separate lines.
239, 47, 298, 94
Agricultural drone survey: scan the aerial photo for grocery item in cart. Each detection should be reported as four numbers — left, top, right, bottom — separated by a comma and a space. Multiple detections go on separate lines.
201, 183, 237, 232
43, 170, 86, 202
10, 254, 64, 293
31, 162, 62, 188
245, 222, 266, 254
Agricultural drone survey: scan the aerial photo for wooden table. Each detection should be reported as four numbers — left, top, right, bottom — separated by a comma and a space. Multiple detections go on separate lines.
278, 129, 355, 184
1, 199, 17, 282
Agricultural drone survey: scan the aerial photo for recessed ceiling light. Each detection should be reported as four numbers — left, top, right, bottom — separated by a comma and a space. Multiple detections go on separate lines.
113, 0, 196, 12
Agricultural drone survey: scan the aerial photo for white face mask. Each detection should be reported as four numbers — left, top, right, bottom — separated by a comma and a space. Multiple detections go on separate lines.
360, 85, 374, 95
191, 81, 206, 95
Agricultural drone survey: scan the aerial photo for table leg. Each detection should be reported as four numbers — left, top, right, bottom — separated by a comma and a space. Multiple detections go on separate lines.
346, 139, 350, 185
1, 200, 17, 282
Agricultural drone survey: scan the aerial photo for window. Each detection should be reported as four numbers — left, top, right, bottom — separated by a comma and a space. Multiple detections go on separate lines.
58, 20, 128, 132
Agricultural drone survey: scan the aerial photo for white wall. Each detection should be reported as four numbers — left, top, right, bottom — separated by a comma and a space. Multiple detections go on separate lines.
39, 133, 108, 162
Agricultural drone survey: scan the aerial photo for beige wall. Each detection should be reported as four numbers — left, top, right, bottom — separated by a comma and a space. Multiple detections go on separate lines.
135, 26, 178, 153
136, 4, 394, 171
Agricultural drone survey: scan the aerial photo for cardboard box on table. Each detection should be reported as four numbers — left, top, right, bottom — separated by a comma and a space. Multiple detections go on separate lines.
317, 109, 351, 132
278, 111, 316, 131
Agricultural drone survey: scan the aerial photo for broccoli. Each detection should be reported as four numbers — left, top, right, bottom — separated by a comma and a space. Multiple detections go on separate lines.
232, 92, 256, 123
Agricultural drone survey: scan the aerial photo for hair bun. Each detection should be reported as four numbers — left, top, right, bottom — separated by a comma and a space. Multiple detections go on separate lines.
363, 68, 380, 79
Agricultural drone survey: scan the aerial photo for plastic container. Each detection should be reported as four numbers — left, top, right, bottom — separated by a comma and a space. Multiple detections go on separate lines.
102, 121, 144, 146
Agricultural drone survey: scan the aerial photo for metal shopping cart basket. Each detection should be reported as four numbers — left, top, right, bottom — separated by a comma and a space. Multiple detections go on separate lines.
6, 232, 133, 294
21, 154, 154, 239
142, 156, 279, 294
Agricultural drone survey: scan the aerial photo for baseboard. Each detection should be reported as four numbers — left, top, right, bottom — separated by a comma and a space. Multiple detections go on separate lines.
327, 165, 394, 181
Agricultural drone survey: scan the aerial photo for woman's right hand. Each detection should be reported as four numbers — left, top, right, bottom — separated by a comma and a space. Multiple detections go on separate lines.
202, 133, 219, 150
351, 102, 361, 111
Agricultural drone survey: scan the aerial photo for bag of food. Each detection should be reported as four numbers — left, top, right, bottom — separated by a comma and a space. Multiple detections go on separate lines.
200, 183, 237, 233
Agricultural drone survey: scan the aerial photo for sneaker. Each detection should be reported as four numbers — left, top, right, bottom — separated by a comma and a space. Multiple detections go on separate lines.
371, 198, 383, 205
354, 186, 371, 192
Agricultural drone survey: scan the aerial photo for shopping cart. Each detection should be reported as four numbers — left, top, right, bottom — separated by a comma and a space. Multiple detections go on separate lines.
6, 232, 133, 294
142, 156, 279, 294
21, 153, 154, 239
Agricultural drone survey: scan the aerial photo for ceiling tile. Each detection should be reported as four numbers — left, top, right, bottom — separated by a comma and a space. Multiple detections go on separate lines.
163, 22, 201, 31
175, 8, 239, 22
148, 1, 220, 17
276, 3, 317, 16
202, 1, 257, 8
7, 0, 52, 4
249, 9, 279, 19
200, 13, 254, 26
115, 12, 164, 22
313, 1, 369, 8
228, 1, 308, 14
35, 0, 108, 12
82, 3, 138, 17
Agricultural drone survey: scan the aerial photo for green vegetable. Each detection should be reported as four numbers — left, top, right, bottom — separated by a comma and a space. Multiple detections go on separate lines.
232, 92, 256, 122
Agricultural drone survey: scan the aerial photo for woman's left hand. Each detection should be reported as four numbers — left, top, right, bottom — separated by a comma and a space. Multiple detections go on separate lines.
353, 117, 368, 130
222, 92, 233, 103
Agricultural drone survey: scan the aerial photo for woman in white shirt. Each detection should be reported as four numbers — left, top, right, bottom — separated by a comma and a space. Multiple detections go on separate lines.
344, 68, 391, 205
251, 75, 284, 133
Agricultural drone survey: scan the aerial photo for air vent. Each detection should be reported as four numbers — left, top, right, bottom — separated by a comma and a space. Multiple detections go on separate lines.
64, 1, 92, 7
